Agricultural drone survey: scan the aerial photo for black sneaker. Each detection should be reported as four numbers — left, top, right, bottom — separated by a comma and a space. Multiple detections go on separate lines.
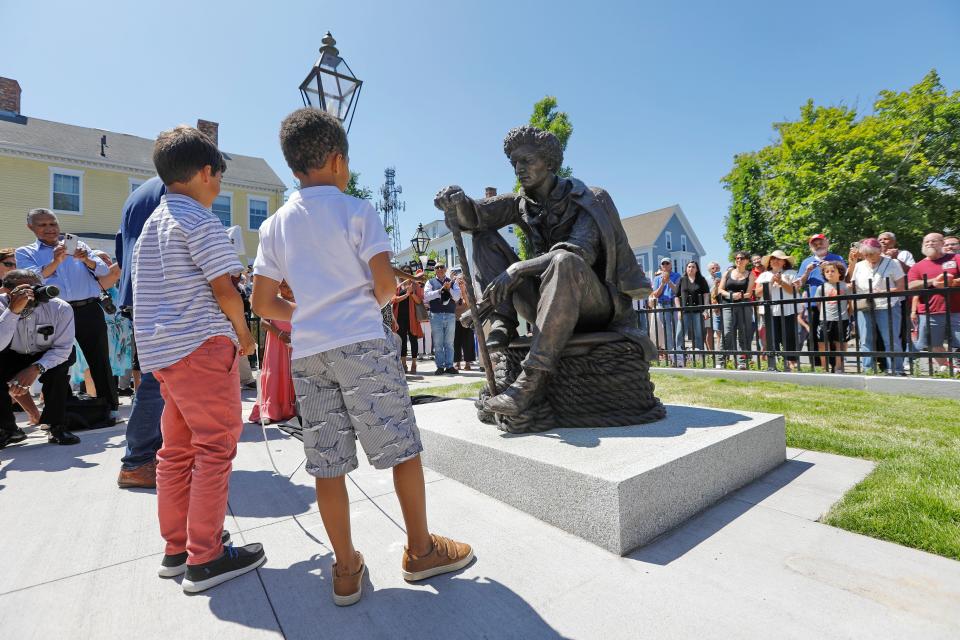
434, 369, 446, 376
444, 367, 459, 375
158, 530, 232, 578
181, 542, 266, 593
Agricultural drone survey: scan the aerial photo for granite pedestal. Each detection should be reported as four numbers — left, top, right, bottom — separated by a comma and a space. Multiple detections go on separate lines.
413, 400, 785, 555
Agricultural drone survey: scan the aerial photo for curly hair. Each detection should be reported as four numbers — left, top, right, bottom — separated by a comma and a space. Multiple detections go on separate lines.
280, 108, 349, 175
503, 125, 563, 173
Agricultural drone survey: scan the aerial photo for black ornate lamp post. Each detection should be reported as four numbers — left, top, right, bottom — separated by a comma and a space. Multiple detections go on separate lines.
411, 223, 431, 270
299, 32, 363, 132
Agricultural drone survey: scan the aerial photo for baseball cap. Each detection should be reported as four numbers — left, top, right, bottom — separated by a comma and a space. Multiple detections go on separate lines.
808, 233, 827, 244
660, 257, 672, 264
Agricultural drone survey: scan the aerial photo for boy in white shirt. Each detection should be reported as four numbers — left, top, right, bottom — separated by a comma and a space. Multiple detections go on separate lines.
252, 109, 473, 607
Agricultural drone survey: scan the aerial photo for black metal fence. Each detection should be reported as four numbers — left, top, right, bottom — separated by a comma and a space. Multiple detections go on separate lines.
637, 276, 959, 377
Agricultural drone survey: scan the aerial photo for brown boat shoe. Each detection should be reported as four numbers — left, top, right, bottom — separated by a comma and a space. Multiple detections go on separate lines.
332, 551, 365, 607
401, 534, 474, 582
117, 460, 157, 489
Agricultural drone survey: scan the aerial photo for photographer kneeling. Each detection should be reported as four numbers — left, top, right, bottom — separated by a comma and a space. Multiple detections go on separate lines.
0, 269, 79, 448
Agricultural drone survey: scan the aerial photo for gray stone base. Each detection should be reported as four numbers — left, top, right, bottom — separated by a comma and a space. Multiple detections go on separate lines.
414, 400, 785, 555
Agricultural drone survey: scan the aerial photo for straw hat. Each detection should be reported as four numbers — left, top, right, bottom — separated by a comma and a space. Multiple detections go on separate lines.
761, 250, 796, 269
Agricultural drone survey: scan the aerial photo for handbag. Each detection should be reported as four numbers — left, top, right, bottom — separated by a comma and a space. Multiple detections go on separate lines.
415, 300, 429, 323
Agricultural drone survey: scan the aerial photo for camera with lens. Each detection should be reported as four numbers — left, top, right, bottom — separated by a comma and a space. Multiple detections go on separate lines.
31, 284, 60, 303
98, 291, 117, 315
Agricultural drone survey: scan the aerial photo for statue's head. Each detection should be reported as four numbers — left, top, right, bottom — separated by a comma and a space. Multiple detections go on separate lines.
503, 126, 563, 192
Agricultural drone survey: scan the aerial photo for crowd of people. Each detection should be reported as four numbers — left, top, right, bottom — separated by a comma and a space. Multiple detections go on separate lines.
0, 209, 128, 450
1, 112, 474, 602
642, 232, 960, 374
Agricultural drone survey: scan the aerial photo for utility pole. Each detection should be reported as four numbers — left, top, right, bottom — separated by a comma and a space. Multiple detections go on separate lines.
376, 167, 405, 256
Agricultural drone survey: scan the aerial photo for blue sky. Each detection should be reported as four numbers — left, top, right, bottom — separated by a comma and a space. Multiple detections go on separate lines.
2, 0, 958, 267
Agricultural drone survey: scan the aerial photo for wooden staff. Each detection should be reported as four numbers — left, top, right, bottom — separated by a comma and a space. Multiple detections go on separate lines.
447, 195, 498, 397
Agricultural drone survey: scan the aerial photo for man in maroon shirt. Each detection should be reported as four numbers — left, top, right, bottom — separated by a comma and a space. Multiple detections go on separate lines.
908, 233, 960, 371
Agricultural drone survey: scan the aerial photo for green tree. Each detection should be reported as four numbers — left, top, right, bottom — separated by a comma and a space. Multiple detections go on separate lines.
722, 151, 774, 258
513, 96, 575, 258
345, 171, 372, 200
722, 70, 960, 262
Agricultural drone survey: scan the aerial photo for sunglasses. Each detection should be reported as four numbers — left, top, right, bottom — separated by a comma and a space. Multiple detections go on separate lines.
735, 256, 748, 260
1, 261, 15, 268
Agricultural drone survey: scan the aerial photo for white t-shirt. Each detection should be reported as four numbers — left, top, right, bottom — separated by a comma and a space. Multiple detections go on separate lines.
895, 249, 915, 267
755, 269, 799, 316
253, 186, 393, 359
851, 257, 905, 309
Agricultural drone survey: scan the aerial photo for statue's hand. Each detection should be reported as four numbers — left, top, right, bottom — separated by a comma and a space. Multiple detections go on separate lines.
483, 265, 520, 308
434, 185, 466, 212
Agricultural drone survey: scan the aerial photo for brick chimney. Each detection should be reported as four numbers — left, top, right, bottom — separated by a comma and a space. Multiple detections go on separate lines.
0, 77, 22, 114
197, 119, 219, 146
484, 186, 497, 198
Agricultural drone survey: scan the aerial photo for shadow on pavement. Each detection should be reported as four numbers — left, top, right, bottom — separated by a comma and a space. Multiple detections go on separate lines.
201, 553, 570, 640
505, 405, 750, 448
227, 469, 316, 519
628, 458, 814, 565
0, 427, 124, 486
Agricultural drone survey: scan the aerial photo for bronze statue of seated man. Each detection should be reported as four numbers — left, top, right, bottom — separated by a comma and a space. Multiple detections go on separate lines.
434, 125, 652, 417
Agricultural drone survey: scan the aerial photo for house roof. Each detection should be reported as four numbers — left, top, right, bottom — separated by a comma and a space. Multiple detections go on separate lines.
621, 204, 706, 256
0, 116, 286, 190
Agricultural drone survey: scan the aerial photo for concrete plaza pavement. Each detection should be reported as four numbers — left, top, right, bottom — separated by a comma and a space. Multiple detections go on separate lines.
2, 387, 959, 639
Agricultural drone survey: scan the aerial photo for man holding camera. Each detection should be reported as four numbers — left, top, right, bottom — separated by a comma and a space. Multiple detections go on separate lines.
423, 262, 461, 375
16, 208, 119, 418
0, 270, 79, 447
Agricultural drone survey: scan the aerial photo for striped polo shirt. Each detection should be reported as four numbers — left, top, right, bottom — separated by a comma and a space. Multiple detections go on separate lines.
131, 193, 242, 372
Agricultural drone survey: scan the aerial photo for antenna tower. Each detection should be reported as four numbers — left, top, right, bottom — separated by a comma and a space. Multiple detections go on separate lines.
376, 167, 405, 256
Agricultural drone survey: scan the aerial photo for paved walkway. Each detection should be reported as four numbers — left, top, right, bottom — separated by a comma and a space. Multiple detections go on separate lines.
403, 358, 488, 392
2, 389, 959, 639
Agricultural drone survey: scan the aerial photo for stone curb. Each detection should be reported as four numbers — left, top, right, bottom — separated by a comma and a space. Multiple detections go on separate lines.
651, 367, 960, 399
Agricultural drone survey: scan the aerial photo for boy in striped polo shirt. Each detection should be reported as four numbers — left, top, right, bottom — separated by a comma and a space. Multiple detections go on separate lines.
252, 109, 473, 607
132, 126, 265, 593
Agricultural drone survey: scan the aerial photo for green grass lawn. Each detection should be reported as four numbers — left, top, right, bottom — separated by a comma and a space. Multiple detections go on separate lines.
424, 375, 960, 560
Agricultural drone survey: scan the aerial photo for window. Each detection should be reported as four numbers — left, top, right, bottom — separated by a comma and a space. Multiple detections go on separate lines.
665, 231, 673, 250
129, 178, 146, 194
636, 253, 648, 273
681, 235, 687, 252
248, 197, 269, 230
50, 168, 83, 214
212, 193, 232, 227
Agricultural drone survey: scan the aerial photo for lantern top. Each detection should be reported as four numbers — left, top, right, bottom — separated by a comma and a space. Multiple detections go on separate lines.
299, 31, 363, 132
320, 31, 338, 56
411, 223, 431, 255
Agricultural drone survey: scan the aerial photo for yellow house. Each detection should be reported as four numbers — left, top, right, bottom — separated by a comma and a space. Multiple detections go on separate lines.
0, 77, 286, 259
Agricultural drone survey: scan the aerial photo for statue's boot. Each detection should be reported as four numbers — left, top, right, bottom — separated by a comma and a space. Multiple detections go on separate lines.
485, 315, 518, 352
485, 368, 548, 416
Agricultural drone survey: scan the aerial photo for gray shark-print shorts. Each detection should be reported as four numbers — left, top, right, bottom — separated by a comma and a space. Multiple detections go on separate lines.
291, 334, 423, 478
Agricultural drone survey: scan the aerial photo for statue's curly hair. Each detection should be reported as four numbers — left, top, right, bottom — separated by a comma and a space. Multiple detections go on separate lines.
503, 125, 563, 173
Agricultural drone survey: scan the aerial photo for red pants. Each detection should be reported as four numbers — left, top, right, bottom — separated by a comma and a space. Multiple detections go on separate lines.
154, 336, 241, 565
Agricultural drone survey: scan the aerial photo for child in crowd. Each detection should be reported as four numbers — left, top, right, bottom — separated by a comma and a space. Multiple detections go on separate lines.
251, 108, 472, 607
248, 280, 297, 423
813, 261, 851, 373
132, 125, 264, 594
